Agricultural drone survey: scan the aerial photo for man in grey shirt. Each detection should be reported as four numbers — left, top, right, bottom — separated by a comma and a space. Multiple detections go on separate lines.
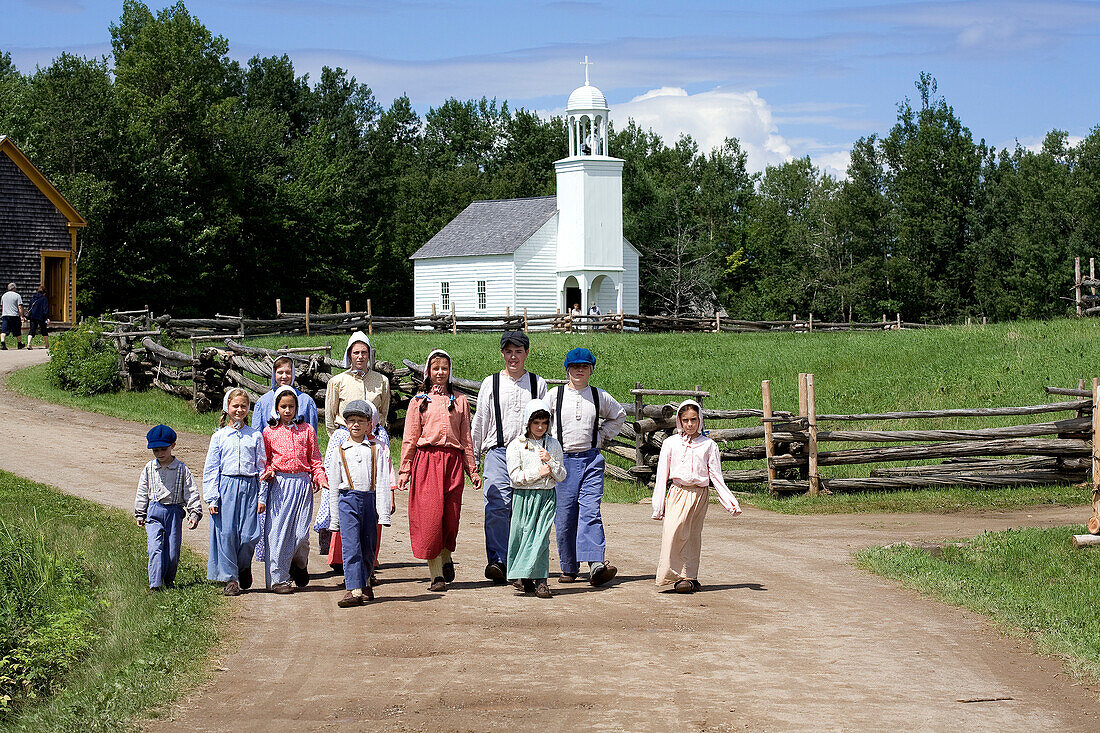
1, 283, 24, 350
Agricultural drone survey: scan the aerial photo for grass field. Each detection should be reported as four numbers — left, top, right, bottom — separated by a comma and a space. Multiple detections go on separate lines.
858, 526, 1100, 681
0, 471, 223, 732
9, 318, 1098, 512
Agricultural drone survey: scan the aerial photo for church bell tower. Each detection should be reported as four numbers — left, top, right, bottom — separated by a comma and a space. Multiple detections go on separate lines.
555, 57, 625, 313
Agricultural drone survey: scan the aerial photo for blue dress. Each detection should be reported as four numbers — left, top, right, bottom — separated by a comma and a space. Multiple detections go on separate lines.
203, 424, 265, 582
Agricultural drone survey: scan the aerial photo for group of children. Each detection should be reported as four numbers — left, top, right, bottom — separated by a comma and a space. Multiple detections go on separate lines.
134, 329, 742, 603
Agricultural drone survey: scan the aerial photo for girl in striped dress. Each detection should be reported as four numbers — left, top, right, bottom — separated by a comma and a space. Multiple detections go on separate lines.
260, 385, 328, 593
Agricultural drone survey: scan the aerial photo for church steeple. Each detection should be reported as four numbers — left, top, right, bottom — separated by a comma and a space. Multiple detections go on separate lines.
565, 57, 610, 157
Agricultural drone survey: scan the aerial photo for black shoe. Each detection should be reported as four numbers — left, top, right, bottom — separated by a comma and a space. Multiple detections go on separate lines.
16, 342, 22, 349
522, 579, 536, 593
290, 563, 309, 587
330, 562, 343, 576
484, 562, 507, 584
443, 561, 455, 583
1, 343, 7, 350
369, 572, 379, 587
239, 566, 253, 590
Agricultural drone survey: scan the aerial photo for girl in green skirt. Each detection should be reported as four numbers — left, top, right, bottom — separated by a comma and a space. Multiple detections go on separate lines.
506, 399, 566, 598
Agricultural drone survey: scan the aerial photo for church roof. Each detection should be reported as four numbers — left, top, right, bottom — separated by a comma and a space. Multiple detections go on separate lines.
410, 196, 558, 260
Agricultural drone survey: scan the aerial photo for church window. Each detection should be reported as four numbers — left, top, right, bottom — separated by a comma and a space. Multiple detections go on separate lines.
441, 282, 450, 309
477, 280, 487, 309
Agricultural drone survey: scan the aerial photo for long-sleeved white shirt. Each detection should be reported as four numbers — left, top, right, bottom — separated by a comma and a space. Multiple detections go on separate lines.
202, 424, 266, 505
546, 384, 626, 454
324, 437, 394, 530
506, 434, 567, 490
135, 458, 202, 521
471, 370, 548, 457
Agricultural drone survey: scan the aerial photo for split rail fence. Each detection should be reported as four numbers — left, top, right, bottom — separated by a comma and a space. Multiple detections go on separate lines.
103, 305, 938, 339
101, 314, 1097, 502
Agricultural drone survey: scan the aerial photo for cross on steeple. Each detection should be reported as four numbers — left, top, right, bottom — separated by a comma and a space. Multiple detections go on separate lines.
580, 55, 593, 86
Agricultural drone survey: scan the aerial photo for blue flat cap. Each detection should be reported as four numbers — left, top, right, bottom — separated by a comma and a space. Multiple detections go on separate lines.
146, 424, 177, 448
564, 347, 596, 368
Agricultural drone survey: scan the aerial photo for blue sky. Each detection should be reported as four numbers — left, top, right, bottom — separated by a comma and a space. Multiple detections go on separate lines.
5, 0, 1099, 176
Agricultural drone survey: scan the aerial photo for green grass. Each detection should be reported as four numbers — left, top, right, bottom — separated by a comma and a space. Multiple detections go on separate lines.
9, 318, 1100, 512
742, 484, 1088, 514
6, 363, 218, 436
858, 526, 1100, 681
0, 471, 224, 732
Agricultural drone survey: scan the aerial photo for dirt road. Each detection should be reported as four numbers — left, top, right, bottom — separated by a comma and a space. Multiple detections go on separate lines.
1, 349, 1096, 731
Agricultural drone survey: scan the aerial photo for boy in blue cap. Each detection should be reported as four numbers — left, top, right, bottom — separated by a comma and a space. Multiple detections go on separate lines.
546, 348, 626, 586
135, 424, 202, 591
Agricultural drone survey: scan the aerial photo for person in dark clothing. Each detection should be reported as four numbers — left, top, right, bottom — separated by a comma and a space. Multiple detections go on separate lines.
26, 285, 49, 350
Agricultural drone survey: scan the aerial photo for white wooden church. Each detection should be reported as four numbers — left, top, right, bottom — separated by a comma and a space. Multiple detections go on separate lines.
410, 67, 640, 317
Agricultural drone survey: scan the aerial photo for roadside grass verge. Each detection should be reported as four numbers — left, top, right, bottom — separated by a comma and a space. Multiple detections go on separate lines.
0, 471, 223, 732
857, 525, 1100, 681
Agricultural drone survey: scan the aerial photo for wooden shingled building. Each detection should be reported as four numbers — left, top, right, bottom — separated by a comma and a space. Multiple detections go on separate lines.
0, 136, 85, 325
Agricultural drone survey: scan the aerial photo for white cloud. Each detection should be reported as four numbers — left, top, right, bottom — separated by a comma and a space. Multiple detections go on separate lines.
611, 86, 792, 173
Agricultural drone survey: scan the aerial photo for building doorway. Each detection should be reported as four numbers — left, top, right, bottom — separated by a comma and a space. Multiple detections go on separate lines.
41, 251, 68, 322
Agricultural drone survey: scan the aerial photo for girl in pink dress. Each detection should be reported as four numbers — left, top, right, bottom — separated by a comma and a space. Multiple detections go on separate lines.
398, 350, 481, 592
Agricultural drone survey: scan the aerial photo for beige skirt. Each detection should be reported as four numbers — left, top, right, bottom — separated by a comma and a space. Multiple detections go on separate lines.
655, 483, 709, 586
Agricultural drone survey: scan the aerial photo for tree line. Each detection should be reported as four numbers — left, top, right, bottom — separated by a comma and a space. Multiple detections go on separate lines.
1, 1, 1097, 322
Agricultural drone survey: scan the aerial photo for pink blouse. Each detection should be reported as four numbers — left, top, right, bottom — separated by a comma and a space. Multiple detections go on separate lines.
263, 422, 328, 486
398, 392, 479, 479
652, 433, 738, 517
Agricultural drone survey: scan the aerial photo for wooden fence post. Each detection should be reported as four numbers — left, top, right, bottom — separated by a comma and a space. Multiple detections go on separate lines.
1076, 257, 1083, 316
896, 313, 901, 330
762, 380, 776, 493
276, 299, 281, 316
305, 297, 310, 336
715, 311, 721, 333
345, 300, 350, 314
523, 307, 529, 332
367, 299, 373, 336
1091, 258, 1096, 301
809, 313, 814, 332
1088, 377, 1100, 516
807, 373, 820, 496
798, 373, 808, 482
634, 381, 646, 485
450, 302, 457, 335
619, 311, 625, 332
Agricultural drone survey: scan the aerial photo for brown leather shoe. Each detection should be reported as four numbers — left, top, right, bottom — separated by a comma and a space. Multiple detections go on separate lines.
589, 563, 618, 587
535, 581, 553, 599
557, 572, 579, 583
271, 582, 294, 594
337, 591, 364, 608
428, 577, 447, 592
674, 579, 695, 594
223, 580, 241, 596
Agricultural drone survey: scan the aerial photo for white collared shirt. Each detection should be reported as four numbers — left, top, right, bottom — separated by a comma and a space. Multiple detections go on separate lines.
471, 370, 548, 456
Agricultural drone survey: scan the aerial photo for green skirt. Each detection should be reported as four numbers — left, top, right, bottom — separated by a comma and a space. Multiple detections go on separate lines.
506, 488, 556, 580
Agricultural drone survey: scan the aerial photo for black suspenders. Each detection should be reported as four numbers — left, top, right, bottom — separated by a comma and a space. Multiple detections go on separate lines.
493, 372, 540, 449
555, 384, 602, 451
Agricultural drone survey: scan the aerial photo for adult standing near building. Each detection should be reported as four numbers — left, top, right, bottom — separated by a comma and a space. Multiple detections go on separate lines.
471, 331, 547, 583
26, 285, 49, 350
1, 283, 24, 350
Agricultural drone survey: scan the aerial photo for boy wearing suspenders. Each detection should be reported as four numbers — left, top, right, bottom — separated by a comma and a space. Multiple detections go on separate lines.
471, 331, 547, 583
547, 348, 626, 586
326, 400, 394, 607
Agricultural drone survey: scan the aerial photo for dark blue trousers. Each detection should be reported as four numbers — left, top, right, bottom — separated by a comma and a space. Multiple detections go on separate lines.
146, 501, 184, 588
554, 449, 607, 574
339, 490, 379, 591
482, 446, 512, 567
